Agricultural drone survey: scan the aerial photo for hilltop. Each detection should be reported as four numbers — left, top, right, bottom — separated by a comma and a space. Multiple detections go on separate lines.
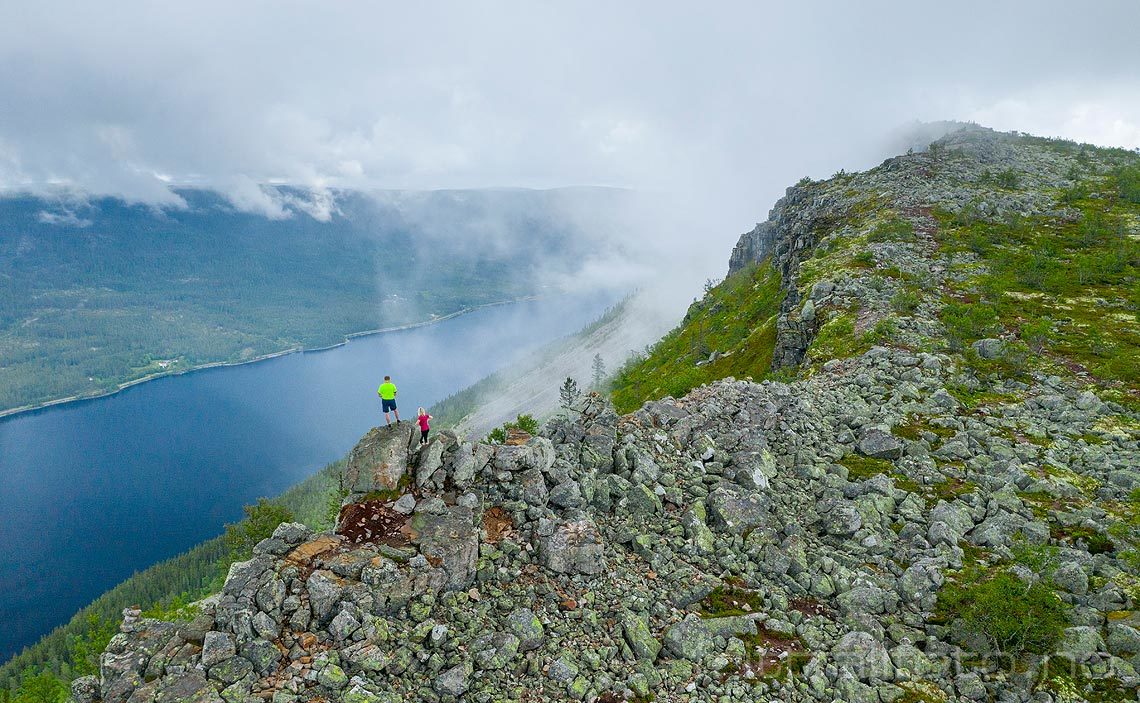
26, 125, 1140, 703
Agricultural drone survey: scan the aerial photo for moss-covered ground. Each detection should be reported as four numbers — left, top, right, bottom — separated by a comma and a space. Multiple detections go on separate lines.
610, 260, 784, 413
934, 164, 1140, 408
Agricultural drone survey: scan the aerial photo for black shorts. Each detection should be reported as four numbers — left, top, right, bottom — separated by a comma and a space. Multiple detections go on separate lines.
382, 398, 397, 412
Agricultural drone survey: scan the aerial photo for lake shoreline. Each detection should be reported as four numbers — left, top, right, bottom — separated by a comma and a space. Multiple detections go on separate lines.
0, 296, 539, 421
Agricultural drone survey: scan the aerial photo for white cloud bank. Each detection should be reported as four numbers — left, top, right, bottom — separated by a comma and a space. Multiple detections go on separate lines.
1, 0, 1137, 289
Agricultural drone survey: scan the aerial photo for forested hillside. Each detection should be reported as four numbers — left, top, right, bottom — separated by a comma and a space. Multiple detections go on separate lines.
0, 187, 626, 414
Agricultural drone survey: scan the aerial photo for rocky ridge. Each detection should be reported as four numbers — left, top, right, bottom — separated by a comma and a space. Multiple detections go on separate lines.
71, 126, 1140, 703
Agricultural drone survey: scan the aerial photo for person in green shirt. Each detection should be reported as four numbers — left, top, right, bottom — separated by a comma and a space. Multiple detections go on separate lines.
377, 375, 400, 425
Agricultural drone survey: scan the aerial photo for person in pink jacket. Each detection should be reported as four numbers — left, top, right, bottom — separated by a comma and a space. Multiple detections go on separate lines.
417, 407, 432, 445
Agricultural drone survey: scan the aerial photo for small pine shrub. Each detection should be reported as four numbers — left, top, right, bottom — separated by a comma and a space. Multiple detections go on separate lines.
1114, 164, 1140, 204
936, 570, 1069, 656
1019, 317, 1053, 352
487, 414, 540, 444
891, 289, 922, 314
941, 302, 1001, 349
995, 168, 1021, 189
223, 498, 294, 562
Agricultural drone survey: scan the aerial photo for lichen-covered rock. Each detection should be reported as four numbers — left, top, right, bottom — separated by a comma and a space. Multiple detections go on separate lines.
537, 517, 606, 575
505, 608, 544, 652
471, 631, 520, 670
69, 675, 100, 703
620, 611, 660, 662
407, 506, 478, 590
706, 486, 769, 534
663, 614, 713, 662
1059, 625, 1106, 662
345, 422, 417, 493
832, 631, 894, 682
433, 662, 471, 697
857, 426, 903, 460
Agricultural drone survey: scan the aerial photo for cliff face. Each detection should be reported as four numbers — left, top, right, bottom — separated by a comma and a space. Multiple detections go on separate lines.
727, 123, 1111, 373
72, 126, 1140, 703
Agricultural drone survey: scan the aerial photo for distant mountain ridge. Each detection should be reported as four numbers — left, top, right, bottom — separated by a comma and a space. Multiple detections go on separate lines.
0, 186, 631, 415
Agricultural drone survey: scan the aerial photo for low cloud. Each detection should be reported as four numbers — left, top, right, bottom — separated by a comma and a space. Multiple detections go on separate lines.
37, 208, 92, 228
0, 1, 1136, 293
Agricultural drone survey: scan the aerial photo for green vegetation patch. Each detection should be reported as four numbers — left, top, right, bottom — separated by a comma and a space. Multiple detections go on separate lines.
610, 261, 784, 414
895, 681, 951, 703
1042, 656, 1139, 703
838, 453, 894, 481
866, 217, 916, 242
935, 568, 1069, 656
805, 312, 874, 367
892, 415, 956, 444
944, 381, 1016, 410
223, 498, 295, 563
487, 414, 540, 444
699, 585, 765, 618
934, 189, 1140, 391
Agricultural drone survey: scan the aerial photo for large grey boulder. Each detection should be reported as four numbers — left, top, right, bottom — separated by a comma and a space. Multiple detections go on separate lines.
706, 486, 769, 534
434, 662, 472, 696
832, 631, 894, 682
857, 427, 903, 460
345, 422, 417, 493
621, 611, 661, 661
663, 614, 713, 661
519, 468, 549, 506
306, 570, 345, 625
898, 559, 945, 609
408, 506, 479, 591
471, 632, 520, 670
506, 608, 545, 652
1107, 623, 1140, 656
492, 437, 555, 472
446, 442, 478, 489
70, 676, 100, 703
1053, 562, 1089, 595
1059, 626, 1106, 662
968, 510, 1048, 548
825, 502, 863, 536
971, 338, 1005, 359
538, 517, 606, 575
927, 500, 974, 546
200, 631, 235, 669
414, 438, 446, 487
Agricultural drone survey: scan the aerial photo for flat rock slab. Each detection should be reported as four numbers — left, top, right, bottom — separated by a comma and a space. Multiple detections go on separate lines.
285, 535, 343, 567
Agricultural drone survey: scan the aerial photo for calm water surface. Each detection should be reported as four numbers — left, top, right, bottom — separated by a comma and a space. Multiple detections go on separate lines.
0, 295, 608, 660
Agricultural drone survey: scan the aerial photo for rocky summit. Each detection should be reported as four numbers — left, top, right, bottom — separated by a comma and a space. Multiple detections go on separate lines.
71, 126, 1139, 703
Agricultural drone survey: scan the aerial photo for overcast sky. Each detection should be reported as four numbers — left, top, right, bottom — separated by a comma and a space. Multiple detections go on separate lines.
2, 1, 1139, 242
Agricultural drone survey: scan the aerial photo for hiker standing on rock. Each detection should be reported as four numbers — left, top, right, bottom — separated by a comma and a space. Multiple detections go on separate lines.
417, 407, 432, 445
378, 375, 400, 425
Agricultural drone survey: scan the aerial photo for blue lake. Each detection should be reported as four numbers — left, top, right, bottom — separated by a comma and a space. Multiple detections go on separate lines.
0, 294, 610, 661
